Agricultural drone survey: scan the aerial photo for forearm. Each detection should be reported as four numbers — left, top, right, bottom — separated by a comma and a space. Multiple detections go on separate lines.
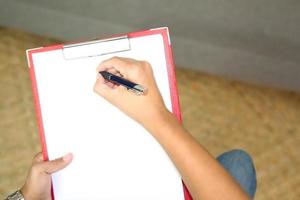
93, 57, 249, 199
143, 110, 249, 200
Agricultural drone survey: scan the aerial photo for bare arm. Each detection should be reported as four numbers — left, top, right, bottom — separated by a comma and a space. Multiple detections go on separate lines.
93, 57, 249, 200
145, 111, 249, 200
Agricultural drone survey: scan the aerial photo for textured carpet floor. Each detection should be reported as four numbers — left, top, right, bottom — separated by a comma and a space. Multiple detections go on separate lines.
0, 27, 300, 199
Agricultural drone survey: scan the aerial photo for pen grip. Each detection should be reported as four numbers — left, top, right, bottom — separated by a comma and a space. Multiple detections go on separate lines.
99, 71, 137, 89
110, 75, 137, 89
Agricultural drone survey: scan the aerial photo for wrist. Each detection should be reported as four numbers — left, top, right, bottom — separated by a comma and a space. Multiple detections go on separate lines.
142, 108, 175, 134
20, 186, 30, 200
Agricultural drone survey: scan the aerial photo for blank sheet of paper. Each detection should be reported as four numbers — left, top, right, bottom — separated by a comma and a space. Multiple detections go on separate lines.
29, 30, 185, 200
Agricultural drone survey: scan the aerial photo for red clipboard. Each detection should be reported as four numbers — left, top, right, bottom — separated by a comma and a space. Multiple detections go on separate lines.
27, 27, 192, 200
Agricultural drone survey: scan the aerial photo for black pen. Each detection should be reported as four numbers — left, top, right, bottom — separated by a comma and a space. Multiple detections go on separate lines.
99, 71, 146, 95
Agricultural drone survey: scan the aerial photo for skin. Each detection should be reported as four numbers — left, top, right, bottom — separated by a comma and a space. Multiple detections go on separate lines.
21, 153, 72, 200
94, 57, 249, 200
21, 56, 249, 200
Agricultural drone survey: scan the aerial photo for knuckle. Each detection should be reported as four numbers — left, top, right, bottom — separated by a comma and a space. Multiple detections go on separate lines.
142, 61, 151, 67
96, 66, 101, 72
111, 56, 120, 62
32, 152, 43, 163
93, 84, 98, 93
31, 163, 41, 173
51, 158, 62, 165
142, 61, 152, 71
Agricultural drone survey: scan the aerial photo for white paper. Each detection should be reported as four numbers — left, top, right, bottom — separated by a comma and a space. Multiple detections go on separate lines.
31, 34, 185, 200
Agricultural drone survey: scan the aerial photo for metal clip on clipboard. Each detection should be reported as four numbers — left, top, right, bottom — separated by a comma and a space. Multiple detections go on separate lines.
62, 36, 131, 60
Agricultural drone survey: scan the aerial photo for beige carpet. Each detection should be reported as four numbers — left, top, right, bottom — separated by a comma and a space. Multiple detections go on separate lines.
0, 27, 300, 199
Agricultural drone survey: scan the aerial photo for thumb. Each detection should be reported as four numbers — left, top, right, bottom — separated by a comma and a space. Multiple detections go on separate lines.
94, 74, 125, 101
40, 153, 73, 174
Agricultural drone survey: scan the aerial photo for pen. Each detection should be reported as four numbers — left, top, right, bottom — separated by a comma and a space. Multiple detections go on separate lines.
99, 71, 146, 95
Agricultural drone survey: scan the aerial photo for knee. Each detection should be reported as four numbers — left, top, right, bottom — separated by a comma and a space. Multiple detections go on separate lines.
217, 149, 255, 169
225, 149, 253, 163
217, 149, 257, 198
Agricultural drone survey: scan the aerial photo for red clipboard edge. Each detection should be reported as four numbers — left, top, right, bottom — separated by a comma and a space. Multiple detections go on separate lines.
27, 27, 192, 200
151, 28, 193, 200
27, 50, 49, 161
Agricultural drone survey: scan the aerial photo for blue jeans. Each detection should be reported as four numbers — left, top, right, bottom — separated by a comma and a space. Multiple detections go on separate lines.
217, 149, 257, 199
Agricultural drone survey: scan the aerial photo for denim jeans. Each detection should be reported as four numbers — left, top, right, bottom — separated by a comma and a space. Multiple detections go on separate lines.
217, 149, 257, 199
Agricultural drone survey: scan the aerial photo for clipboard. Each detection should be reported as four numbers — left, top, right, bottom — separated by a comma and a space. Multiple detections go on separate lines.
27, 27, 192, 200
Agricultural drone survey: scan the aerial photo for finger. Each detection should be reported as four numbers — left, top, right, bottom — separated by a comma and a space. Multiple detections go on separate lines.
96, 66, 123, 90
96, 62, 109, 72
94, 77, 124, 101
106, 67, 119, 75
96, 65, 116, 73
104, 66, 123, 77
106, 81, 117, 88
40, 153, 73, 174
97, 57, 132, 77
94, 74, 114, 93
33, 152, 44, 164
96, 66, 120, 85
96, 71, 105, 84
116, 71, 123, 77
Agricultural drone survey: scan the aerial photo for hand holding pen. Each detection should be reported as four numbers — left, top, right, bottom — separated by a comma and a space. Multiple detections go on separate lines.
94, 56, 168, 126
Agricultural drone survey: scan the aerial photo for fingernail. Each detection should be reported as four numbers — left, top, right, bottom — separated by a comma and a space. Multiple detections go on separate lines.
97, 73, 105, 84
63, 153, 73, 162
